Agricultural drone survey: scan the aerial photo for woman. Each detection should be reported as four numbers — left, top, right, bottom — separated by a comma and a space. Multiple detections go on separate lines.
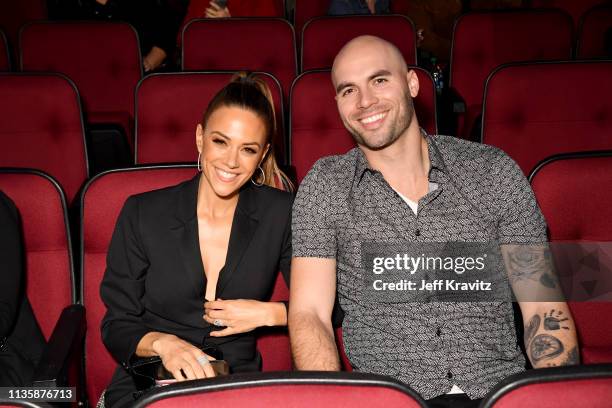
100, 73, 293, 407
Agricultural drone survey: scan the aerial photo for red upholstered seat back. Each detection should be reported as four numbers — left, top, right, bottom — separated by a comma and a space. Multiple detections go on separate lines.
530, 154, 612, 363
0, 31, 9, 71
182, 19, 296, 103
81, 166, 198, 404
20, 22, 142, 147
294, 0, 329, 48
0, 0, 46, 62
136, 372, 426, 408
482, 61, 612, 176
531, 0, 612, 28
301, 15, 416, 71
0, 74, 87, 203
135, 72, 286, 165
481, 366, 612, 408
450, 10, 573, 139
290, 68, 437, 183
577, 5, 612, 58
0, 170, 74, 340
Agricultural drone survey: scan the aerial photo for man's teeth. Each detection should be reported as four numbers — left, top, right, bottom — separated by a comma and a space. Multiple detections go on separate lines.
360, 112, 386, 124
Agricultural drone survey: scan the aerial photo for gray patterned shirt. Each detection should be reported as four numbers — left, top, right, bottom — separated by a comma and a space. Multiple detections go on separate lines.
292, 134, 547, 399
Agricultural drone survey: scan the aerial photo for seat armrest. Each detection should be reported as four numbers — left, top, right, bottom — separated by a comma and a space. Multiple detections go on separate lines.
31, 304, 85, 388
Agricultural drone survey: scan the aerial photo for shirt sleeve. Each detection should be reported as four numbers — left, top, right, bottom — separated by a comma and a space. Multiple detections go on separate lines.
493, 151, 548, 245
100, 195, 152, 369
292, 160, 338, 258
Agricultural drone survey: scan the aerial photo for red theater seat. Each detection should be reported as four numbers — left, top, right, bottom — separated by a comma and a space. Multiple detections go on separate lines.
577, 5, 612, 59
80, 165, 198, 405
0, 74, 88, 204
482, 61, 612, 176
294, 0, 329, 48
480, 364, 612, 408
450, 10, 573, 139
182, 19, 296, 104
20, 21, 142, 149
135, 72, 286, 165
301, 15, 416, 72
131, 372, 427, 408
0, 169, 84, 395
530, 153, 612, 363
290, 68, 437, 183
0, 0, 46, 62
531, 0, 612, 28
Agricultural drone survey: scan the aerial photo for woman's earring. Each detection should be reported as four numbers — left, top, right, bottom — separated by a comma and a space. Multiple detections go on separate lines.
251, 165, 265, 187
197, 152, 202, 172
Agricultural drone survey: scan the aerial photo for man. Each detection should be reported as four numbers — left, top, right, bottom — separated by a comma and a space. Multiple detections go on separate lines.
289, 35, 579, 407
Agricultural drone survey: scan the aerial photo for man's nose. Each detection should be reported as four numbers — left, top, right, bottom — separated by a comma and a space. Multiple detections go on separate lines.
357, 87, 378, 109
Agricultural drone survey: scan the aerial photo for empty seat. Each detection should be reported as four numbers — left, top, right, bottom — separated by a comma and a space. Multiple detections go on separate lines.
301, 15, 416, 71
80, 165, 198, 405
480, 363, 612, 408
136, 72, 286, 165
482, 61, 612, 176
531, 0, 612, 28
182, 18, 297, 103
450, 10, 573, 139
131, 372, 427, 408
0, 74, 88, 204
20, 21, 142, 149
290, 68, 437, 183
294, 0, 329, 48
530, 153, 612, 363
577, 5, 612, 58
0, 0, 46, 62
0, 30, 9, 71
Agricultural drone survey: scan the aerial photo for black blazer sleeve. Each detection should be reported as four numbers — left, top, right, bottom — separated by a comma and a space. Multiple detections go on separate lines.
100, 196, 152, 368
0, 191, 22, 338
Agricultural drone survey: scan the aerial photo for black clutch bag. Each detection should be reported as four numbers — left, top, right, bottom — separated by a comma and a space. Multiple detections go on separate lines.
129, 345, 229, 391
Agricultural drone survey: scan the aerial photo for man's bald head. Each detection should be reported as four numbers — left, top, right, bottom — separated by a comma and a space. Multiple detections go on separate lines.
332, 35, 408, 86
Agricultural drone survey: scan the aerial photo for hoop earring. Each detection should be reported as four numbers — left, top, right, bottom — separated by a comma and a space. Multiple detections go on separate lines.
197, 152, 202, 172
251, 166, 265, 187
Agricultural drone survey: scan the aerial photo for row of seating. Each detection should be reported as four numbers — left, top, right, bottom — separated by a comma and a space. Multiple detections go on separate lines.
1, 59, 610, 204
1, 149, 611, 406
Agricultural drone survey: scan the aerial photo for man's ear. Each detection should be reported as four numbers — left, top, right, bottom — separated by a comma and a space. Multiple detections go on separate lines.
407, 69, 420, 98
196, 124, 204, 153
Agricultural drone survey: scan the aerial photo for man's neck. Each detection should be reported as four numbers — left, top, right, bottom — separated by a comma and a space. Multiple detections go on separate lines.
361, 120, 431, 202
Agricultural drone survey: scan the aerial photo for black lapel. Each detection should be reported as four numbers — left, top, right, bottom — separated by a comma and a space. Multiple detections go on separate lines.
216, 184, 259, 296
170, 174, 205, 299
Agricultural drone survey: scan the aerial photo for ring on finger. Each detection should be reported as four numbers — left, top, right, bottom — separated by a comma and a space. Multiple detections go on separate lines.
213, 319, 224, 327
197, 355, 211, 367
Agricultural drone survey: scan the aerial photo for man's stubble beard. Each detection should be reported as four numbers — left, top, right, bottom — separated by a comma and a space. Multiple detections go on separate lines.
344, 92, 415, 151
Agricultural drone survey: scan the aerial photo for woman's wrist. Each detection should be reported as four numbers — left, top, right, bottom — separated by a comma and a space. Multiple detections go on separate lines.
262, 301, 288, 327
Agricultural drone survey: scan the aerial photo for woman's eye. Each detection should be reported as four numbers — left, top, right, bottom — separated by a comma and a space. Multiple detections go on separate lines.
212, 138, 226, 145
244, 147, 257, 154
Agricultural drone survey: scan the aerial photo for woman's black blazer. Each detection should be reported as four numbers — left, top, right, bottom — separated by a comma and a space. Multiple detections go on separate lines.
100, 174, 292, 372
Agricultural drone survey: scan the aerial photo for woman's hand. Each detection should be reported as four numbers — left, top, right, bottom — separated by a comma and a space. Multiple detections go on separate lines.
205, 1, 231, 18
143, 46, 167, 72
204, 299, 286, 337
152, 333, 216, 380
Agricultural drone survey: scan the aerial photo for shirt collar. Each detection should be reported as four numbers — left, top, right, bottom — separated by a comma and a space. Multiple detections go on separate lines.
353, 129, 448, 185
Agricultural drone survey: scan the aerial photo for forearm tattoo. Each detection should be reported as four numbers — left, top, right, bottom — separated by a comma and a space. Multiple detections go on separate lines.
524, 309, 578, 366
506, 245, 557, 289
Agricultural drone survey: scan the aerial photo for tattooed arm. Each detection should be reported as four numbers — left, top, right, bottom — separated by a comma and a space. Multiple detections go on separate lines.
501, 244, 580, 367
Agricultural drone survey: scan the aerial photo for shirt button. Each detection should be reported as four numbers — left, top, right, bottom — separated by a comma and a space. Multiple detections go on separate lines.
447, 372, 453, 379
415, 229, 421, 237
436, 328, 441, 336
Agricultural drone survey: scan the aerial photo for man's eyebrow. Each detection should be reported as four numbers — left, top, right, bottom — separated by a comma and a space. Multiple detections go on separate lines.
335, 70, 392, 94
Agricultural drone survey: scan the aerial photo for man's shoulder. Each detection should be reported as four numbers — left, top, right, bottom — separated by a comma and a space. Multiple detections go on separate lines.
302, 148, 361, 185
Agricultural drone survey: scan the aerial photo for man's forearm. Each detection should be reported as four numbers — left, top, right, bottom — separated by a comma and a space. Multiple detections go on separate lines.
523, 305, 580, 368
289, 311, 340, 370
